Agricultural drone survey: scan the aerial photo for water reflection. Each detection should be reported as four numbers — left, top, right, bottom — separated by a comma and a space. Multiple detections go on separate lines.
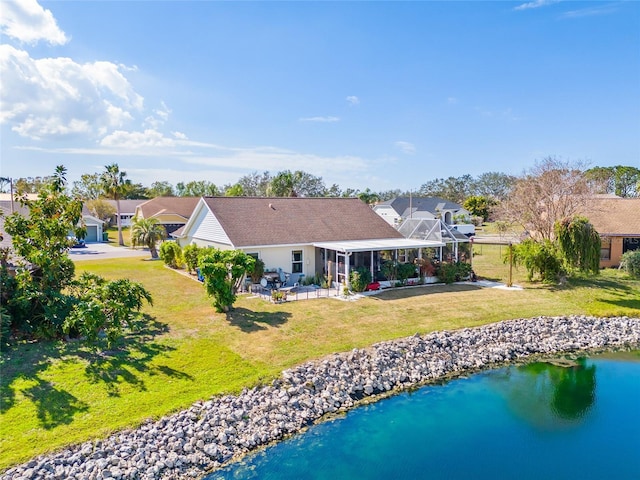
209, 353, 639, 480
491, 358, 596, 430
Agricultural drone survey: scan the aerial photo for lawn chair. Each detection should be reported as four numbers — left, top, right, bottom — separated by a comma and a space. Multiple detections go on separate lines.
280, 273, 304, 293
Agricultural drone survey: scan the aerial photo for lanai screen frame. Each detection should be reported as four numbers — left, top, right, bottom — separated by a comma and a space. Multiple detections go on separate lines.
313, 238, 445, 286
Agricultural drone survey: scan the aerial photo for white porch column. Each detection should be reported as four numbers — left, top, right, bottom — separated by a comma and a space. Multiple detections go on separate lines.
344, 251, 351, 288
370, 250, 374, 280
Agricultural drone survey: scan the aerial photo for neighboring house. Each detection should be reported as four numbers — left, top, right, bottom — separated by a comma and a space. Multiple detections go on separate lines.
373, 197, 471, 227
0, 201, 30, 255
80, 206, 105, 242
173, 197, 444, 286
1, 201, 103, 245
134, 197, 200, 235
579, 196, 640, 268
105, 199, 146, 227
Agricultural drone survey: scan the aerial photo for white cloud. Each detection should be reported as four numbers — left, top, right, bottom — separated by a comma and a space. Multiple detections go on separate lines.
0, 44, 144, 140
182, 148, 369, 177
0, 0, 68, 45
514, 0, 560, 11
395, 141, 416, 155
99, 129, 177, 149
298, 116, 340, 123
346, 95, 360, 106
560, 4, 619, 18
172, 131, 188, 140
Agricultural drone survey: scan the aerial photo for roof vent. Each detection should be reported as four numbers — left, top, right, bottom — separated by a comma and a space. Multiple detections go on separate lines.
269, 203, 275, 210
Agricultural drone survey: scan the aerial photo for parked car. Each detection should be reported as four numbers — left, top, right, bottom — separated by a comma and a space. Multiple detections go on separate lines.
67, 236, 86, 248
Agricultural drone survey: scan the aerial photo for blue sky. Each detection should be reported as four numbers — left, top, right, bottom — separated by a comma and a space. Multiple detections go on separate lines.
1, 0, 639, 193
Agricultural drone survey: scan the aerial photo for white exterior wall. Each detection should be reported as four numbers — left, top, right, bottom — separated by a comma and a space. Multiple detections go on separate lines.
373, 205, 401, 226
119, 214, 135, 227
177, 200, 317, 277
82, 216, 104, 242
178, 204, 232, 248
242, 245, 316, 278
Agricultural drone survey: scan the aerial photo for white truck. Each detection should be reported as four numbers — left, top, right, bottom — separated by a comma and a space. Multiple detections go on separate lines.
452, 224, 476, 237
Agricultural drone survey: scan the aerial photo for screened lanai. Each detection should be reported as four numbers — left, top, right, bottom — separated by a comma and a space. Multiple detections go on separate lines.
313, 237, 445, 286
396, 218, 472, 263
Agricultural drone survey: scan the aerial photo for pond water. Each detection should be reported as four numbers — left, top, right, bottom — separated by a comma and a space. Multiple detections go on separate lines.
207, 351, 640, 480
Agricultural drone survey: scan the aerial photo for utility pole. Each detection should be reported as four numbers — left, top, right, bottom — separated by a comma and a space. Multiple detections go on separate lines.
508, 242, 513, 288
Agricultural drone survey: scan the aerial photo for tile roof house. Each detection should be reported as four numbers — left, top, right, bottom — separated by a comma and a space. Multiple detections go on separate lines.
579, 196, 640, 268
134, 197, 200, 234
173, 197, 444, 286
373, 196, 470, 227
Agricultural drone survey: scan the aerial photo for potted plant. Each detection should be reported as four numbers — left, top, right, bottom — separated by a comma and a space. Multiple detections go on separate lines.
271, 290, 287, 303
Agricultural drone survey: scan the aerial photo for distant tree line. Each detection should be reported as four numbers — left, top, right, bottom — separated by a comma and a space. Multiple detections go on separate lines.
4, 164, 637, 205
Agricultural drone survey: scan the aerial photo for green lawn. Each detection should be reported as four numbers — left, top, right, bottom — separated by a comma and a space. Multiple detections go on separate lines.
104, 226, 132, 246
1, 256, 639, 470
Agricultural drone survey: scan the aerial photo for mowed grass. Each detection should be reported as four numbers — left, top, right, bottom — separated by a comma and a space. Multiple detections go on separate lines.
1, 253, 639, 469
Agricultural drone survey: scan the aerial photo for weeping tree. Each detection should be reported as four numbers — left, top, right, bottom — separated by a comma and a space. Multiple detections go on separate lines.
555, 216, 601, 275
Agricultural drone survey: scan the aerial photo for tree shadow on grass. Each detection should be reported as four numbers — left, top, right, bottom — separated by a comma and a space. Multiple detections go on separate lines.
1, 315, 193, 429
550, 275, 637, 293
78, 316, 192, 397
597, 296, 640, 311
22, 378, 89, 430
225, 307, 291, 332
369, 283, 482, 301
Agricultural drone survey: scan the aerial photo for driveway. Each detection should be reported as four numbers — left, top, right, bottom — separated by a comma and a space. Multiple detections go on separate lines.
69, 242, 150, 261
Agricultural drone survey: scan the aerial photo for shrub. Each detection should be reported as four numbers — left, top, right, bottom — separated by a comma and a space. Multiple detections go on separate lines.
0, 306, 11, 351
620, 251, 640, 279
510, 239, 564, 283
397, 262, 417, 285
381, 261, 398, 282
349, 267, 372, 292
63, 272, 152, 348
159, 241, 183, 269
183, 244, 201, 273
435, 261, 473, 284
437, 262, 458, 284
198, 249, 255, 313
249, 258, 265, 284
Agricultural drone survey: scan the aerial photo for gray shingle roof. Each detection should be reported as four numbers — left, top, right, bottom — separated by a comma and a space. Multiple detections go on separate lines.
378, 197, 465, 217
201, 197, 404, 247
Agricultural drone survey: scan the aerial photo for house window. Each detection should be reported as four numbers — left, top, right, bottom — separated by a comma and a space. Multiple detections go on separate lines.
600, 237, 611, 260
292, 250, 303, 273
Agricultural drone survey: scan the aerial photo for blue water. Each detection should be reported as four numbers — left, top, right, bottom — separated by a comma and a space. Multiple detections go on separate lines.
208, 352, 640, 480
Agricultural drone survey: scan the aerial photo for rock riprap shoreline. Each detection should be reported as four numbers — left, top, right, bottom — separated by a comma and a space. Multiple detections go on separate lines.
3, 315, 640, 480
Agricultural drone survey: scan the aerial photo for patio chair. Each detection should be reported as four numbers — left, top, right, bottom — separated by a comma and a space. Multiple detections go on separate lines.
280, 273, 304, 293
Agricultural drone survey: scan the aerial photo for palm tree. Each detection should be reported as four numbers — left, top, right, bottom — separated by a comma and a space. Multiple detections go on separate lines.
101, 164, 128, 246
130, 217, 166, 259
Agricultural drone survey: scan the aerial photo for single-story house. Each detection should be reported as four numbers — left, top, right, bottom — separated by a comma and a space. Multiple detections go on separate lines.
105, 199, 146, 227
134, 197, 200, 235
173, 197, 445, 286
80, 206, 105, 242
0, 201, 30, 255
1, 200, 104, 244
579, 196, 640, 268
373, 196, 471, 227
